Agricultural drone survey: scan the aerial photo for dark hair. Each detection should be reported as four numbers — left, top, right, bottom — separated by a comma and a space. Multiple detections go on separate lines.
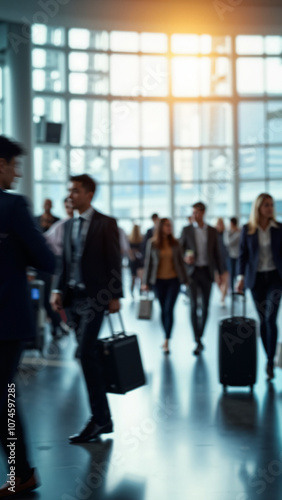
192, 202, 206, 212
230, 217, 238, 226
152, 218, 178, 249
151, 213, 159, 221
0, 136, 25, 163
70, 174, 96, 195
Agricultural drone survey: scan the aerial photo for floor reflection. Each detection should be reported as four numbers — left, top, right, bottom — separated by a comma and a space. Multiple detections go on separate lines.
76, 440, 146, 500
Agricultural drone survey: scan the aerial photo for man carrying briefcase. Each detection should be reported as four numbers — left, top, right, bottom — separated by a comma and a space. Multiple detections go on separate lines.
51, 174, 123, 444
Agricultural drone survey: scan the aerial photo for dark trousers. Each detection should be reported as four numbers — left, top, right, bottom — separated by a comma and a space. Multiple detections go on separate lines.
154, 278, 180, 340
189, 267, 213, 342
229, 257, 238, 292
69, 290, 111, 425
0, 341, 31, 478
251, 270, 282, 366
37, 270, 61, 335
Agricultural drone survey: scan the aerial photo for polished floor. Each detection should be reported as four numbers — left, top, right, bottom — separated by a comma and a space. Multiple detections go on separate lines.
1, 277, 282, 500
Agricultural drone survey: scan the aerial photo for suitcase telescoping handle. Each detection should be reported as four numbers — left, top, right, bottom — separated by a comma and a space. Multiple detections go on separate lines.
231, 292, 246, 318
106, 311, 126, 338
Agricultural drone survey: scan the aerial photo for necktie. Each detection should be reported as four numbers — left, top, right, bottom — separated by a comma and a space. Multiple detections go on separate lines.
74, 217, 85, 285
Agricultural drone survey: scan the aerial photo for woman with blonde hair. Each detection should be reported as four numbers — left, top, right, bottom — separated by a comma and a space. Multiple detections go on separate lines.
215, 217, 229, 307
142, 218, 188, 354
237, 193, 282, 380
128, 224, 144, 297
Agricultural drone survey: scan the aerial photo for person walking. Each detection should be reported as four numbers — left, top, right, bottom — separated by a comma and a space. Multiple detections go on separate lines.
142, 218, 188, 354
236, 193, 282, 381
215, 218, 229, 307
226, 217, 241, 292
0, 136, 55, 497
180, 202, 224, 356
128, 224, 144, 298
35, 198, 60, 233
51, 174, 122, 443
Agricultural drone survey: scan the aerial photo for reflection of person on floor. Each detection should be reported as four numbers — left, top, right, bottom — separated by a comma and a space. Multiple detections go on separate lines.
236, 193, 282, 381
51, 174, 123, 444
180, 202, 224, 356
0, 136, 55, 496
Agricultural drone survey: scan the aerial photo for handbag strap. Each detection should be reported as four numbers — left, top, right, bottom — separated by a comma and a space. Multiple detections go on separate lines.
106, 311, 126, 338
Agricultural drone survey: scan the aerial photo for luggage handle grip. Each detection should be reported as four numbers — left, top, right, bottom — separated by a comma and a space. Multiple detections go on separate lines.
106, 311, 126, 338
231, 291, 246, 318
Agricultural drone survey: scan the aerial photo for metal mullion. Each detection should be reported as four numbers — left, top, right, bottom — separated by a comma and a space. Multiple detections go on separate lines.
108, 97, 113, 216
32, 44, 66, 52
138, 55, 143, 224
231, 35, 240, 219
35, 180, 66, 185
168, 35, 174, 222
65, 33, 71, 182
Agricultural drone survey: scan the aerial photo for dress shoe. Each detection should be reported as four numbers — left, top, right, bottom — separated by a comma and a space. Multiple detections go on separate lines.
69, 418, 113, 444
0, 468, 40, 498
193, 341, 204, 356
266, 363, 274, 380
198, 340, 204, 351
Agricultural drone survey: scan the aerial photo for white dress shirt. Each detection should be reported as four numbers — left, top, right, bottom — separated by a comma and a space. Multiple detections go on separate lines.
69, 206, 95, 288
52, 206, 94, 293
193, 222, 208, 266
237, 221, 277, 281
44, 218, 69, 256
257, 221, 277, 272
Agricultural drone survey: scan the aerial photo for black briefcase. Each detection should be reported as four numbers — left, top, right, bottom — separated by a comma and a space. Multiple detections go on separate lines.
98, 312, 146, 394
219, 293, 257, 392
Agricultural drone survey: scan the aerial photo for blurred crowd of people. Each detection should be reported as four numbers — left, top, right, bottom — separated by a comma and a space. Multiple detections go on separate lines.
1, 134, 282, 497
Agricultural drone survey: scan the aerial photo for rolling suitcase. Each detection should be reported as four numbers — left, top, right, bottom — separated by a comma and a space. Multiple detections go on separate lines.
25, 280, 46, 353
98, 312, 146, 394
219, 293, 257, 392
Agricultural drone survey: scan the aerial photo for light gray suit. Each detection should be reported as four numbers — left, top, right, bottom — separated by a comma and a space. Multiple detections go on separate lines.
180, 224, 224, 342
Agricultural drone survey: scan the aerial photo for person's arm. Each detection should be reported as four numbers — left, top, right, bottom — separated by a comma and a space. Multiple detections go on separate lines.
236, 226, 249, 293
12, 196, 55, 274
176, 244, 189, 285
179, 227, 187, 254
213, 229, 224, 276
142, 238, 153, 289
104, 218, 123, 310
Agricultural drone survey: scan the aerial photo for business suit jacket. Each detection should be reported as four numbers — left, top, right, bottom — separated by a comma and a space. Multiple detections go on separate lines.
238, 222, 282, 289
143, 239, 188, 286
180, 224, 224, 280
55, 210, 123, 307
0, 191, 56, 341
141, 226, 154, 258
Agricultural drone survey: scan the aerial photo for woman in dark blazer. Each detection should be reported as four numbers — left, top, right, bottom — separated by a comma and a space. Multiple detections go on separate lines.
142, 218, 188, 354
237, 193, 282, 380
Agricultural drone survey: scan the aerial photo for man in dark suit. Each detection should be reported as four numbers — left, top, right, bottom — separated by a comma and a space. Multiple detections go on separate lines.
180, 202, 224, 355
0, 136, 55, 496
141, 213, 159, 258
51, 174, 123, 444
